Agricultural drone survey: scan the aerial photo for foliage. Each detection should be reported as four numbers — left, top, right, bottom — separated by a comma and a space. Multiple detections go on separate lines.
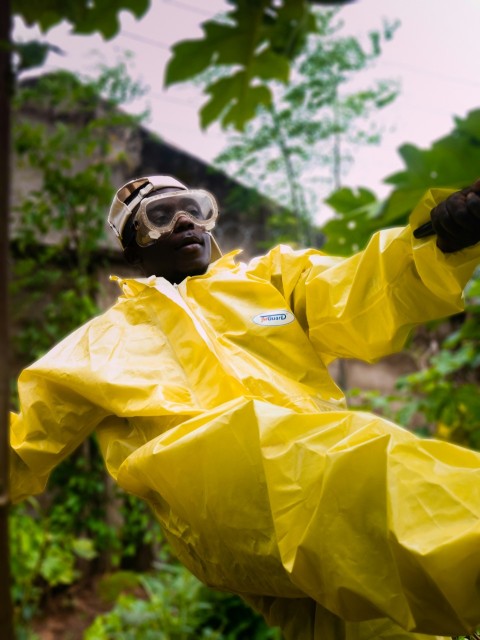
322, 108, 480, 254
97, 571, 144, 604
384, 109, 480, 203
10, 62, 165, 632
11, 62, 145, 367
348, 271, 480, 470
12, 41, 64, 74
42, 430, 164, 571
10, 499, 97, 628
12, 0, 150, 40
328, 111, 480, 640
166, 0, 356, 131
119, 493, 164, 564
85, 564, 282, 640
321, 185, 380, 253
5, 2, 148, 636
404, 274, 479, 449
212, 9, 398, 246
10, 0, 151, 76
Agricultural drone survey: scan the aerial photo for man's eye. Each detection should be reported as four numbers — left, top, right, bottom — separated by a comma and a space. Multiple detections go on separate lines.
186, 206, 201, 218
149, 207, 171, 224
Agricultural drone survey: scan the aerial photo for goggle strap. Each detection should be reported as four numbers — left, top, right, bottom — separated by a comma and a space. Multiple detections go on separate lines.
121, 217, 137, 248
111, 182, 155, 240
127, 182, 154, 210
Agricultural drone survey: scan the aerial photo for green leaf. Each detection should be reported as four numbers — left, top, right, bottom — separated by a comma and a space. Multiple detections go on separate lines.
72, 537, 98, 560
164, 0, 320, 134
223, 84, 272, 130
14, 40, 64, 71
12, 0, 150, 39
377, 187, 428, 227
200, 72, 272, 131
165, 6, 269, 86
325, 186, 377, 214
321, 187, 383, 255
251, 48, 290, 82
267, 0, 317, 59
165, 36, 218, 86
200, 75, 241, 128
385, 109, 480, 193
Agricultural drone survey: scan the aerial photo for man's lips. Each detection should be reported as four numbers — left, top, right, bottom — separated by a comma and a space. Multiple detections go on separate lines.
174, 234, 204, 250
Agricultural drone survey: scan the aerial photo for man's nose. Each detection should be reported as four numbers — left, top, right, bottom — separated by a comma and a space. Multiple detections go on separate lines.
173, 214, 197, 231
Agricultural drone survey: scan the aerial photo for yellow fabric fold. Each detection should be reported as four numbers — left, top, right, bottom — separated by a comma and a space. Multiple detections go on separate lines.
10, 188, 480, 638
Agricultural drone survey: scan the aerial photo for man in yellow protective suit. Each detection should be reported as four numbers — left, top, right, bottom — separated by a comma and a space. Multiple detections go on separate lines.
9, 175, 480, 639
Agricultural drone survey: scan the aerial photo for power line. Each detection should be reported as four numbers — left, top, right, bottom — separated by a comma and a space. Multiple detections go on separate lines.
382, 60, 480, 89
122, 30, 171, 50
117, 32, 480, 93
160, 0, 214, 18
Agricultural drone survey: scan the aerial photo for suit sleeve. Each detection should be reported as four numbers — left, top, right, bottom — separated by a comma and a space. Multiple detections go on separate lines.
291, 188, 480, 363
9, 318, 111, 503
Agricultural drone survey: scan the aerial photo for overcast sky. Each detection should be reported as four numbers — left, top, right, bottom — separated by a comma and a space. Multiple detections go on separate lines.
13, 0, 480, 220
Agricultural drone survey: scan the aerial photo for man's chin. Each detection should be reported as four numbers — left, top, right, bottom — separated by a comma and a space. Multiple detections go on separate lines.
176, 251, 211, 278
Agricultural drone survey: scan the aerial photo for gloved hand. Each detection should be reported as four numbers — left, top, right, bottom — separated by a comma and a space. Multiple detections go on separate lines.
414, 179, 480, 253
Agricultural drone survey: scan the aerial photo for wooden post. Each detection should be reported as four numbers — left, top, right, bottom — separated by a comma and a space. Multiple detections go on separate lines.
0, 0, 14, 637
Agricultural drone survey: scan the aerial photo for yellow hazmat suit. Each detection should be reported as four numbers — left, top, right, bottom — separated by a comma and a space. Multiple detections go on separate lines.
9, 190, 480, 639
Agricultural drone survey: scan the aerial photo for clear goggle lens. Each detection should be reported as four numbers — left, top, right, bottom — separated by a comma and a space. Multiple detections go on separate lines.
133, 190, 218, 247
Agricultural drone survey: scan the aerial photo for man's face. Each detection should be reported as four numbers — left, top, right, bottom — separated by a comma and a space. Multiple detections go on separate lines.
128, 187, 213, 283
135, 215, 212, 283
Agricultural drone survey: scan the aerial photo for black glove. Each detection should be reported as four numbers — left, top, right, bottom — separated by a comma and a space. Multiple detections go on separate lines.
414, 180, 480, 253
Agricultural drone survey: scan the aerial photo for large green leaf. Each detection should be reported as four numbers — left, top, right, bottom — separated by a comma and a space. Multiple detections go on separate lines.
166, 1, 270, 86
222, 85, 272, 130
322, 187, 381, 255
166, 0, 318, 131
376, 187, 428, 227
193, 47, 289, 131
322, 108, 480, 256
325, 185, 377, 214
251, 48, 290, 83
13, 0, 150, 39
386, 110, 480, 192
200, 72, 272, 131
378, 111, 480, 229
14, 41, 63, 71
165, 21, 252, 86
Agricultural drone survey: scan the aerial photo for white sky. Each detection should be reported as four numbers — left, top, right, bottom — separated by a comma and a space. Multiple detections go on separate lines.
13, 0, 480, 222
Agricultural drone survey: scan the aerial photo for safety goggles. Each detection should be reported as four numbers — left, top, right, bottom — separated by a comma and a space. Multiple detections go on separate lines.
133, 190, 218, 247
108, 175, 220, 246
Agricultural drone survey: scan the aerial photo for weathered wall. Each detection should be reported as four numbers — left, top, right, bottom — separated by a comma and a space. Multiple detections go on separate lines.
10, 114, 273, 260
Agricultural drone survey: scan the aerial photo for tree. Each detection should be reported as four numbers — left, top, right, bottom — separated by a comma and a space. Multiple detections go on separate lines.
1, 4, 150, 637
212, 9, 398, 247
166, 0, 359, 132
0, 4, 12, 634
13, 0, 150, 38
322, 108, 480, 255
9, 64, 156, 633
2, 2, 364, 635
11, 63, 146, 366
322, 109, 480, 495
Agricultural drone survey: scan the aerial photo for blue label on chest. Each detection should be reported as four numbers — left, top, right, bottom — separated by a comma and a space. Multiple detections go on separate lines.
252, 310, 295, 326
